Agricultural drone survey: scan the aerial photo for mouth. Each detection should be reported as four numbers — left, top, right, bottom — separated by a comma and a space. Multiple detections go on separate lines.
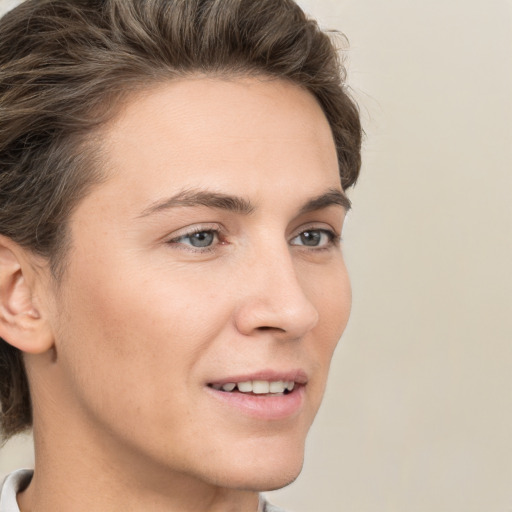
205, 371, 307, 420
208, 380, 297, 396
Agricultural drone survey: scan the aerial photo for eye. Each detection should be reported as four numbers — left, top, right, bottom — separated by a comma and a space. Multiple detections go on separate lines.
290, 229, 337, 248
170, 229, 219, 249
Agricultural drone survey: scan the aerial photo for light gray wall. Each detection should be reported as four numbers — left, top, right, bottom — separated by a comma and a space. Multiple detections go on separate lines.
1, 1, 511, 511
0, 0, 19, 15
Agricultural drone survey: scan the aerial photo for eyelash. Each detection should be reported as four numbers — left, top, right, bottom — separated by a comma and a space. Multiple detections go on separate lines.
290, 228, 341, 250
166, 225, 341, 253
167, 226, 224, 253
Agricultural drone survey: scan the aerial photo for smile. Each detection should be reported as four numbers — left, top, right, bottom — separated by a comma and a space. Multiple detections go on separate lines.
205, 371, 307, 420
208, 380, 296, 395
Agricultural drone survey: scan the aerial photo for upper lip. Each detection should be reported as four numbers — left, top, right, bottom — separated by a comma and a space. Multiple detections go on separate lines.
207, 369, 308, 386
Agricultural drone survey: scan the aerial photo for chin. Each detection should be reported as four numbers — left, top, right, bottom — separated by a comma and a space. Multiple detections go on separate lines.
202, 437, 306, 492
249, 466, 303, 492
215, 462, 304, 493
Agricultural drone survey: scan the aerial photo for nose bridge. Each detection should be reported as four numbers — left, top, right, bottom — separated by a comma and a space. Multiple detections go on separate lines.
235, 238, 319, 338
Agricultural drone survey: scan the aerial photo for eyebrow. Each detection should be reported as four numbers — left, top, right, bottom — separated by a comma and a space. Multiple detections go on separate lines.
298, 188, 351, 214
139, 189, 255, 217
138, 187, 350, 218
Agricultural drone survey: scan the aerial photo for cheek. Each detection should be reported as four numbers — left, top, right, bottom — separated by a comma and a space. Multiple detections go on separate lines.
309, 256, 351, 335
55, 252, 229, 397
52, 262, 232, 467
305, 259, 351, 375
327, 267, 352, 341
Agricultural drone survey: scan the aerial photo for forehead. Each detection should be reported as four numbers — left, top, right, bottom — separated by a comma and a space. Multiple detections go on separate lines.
107, 76, 333, 142
81, 77, 341, 222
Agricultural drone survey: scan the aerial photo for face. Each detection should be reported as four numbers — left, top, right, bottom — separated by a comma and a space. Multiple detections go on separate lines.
44, 77, 351, 491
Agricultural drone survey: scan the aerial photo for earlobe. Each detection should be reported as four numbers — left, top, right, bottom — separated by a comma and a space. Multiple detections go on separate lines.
0, 237, 54, 354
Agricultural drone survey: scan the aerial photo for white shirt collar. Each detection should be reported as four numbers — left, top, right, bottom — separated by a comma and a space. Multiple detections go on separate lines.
0, 469, 32, 512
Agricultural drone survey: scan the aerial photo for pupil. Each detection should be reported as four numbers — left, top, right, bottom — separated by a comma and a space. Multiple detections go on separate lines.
301, 231, 320, 246
190, 232, 214, 247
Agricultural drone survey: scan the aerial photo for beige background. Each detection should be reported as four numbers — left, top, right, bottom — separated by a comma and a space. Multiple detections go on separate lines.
1, 0, 511, 511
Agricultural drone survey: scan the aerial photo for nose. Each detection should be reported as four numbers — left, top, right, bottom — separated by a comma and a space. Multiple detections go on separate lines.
234, 247, 319, 340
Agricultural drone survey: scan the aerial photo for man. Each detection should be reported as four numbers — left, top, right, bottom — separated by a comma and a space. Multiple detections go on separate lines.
0, 1, 361, 510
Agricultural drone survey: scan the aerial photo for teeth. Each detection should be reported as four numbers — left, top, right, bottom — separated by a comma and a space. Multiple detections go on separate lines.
269, 381, 286, 393
252, 380, 270, 394
211, 380, 296, 394
237, 381, 253, 393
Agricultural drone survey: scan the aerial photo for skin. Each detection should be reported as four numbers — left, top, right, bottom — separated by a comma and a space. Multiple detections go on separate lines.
3, 77, 351, 511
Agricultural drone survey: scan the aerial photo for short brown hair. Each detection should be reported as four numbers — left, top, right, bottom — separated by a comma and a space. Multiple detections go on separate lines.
0, 0, 362, 440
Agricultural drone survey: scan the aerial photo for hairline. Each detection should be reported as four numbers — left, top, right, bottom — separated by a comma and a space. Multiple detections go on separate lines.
47, 71, 345, 283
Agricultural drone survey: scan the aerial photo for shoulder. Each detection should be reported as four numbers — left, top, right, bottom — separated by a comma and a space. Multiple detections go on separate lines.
0, 470, 33, 512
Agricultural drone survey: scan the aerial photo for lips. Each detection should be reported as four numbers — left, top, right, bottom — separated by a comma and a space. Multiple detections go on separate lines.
206, 370, 308, 420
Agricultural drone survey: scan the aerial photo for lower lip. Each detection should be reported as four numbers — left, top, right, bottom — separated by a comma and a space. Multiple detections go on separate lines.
205, 386, 306, 421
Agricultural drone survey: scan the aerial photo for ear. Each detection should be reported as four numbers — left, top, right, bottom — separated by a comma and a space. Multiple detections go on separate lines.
0, 236, 54, 354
